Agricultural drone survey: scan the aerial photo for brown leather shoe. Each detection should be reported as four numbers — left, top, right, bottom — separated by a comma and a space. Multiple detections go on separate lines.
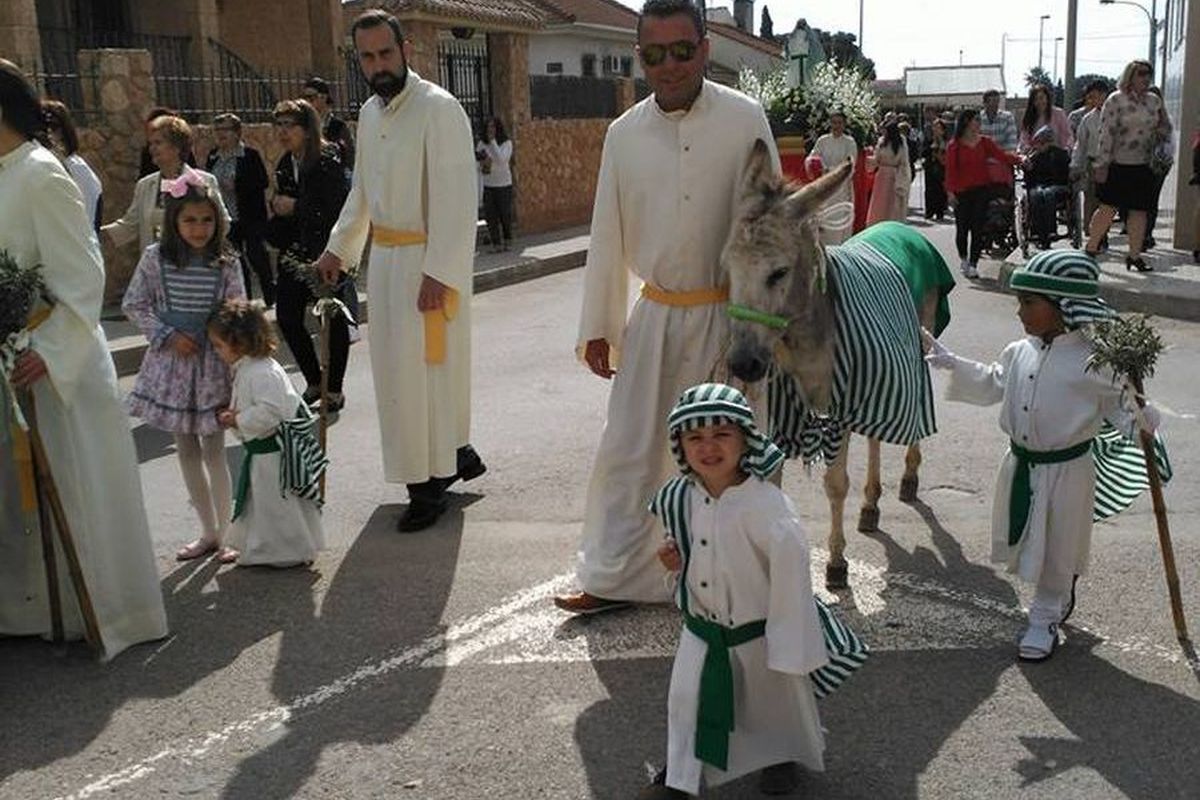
552, 591, 632, 615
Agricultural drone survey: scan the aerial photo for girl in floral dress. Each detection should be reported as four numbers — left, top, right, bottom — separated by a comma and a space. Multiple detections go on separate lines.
122, 171, 245, 560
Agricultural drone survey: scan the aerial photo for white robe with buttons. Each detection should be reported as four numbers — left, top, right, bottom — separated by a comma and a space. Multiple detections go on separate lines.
0, 142, 168, 661
942, 331, 1136, 587
325, 72, 476, 485
575, 81, 780, 602
666, 478, 827, 794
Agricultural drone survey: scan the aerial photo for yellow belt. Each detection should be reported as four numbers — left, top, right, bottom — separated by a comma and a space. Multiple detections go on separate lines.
372, 224, 428, 247
640, 283, 730, 307
369, 224, 454, 363
13, 307, 53, 512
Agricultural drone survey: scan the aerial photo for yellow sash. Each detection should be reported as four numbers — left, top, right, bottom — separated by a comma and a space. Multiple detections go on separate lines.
371, 224, 428, 248
424, 289, 459, 364
12, 306, 53, 512
640, 283, 730, 307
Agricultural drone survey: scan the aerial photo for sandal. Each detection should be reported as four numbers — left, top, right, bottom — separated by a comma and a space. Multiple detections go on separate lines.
216, 547, 240, 564
176, 538, 218, 561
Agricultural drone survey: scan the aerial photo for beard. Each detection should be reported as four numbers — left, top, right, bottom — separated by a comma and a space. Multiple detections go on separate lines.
369, 67, 407, 100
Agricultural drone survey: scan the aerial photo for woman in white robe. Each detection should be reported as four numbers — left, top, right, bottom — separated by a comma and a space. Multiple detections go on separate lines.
0, 60, 167, 660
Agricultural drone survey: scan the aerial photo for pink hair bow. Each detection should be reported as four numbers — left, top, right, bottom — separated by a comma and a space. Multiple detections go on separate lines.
160, 166, 206, 199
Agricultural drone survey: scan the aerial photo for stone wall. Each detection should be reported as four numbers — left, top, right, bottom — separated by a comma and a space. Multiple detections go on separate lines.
513, 118, 611, 234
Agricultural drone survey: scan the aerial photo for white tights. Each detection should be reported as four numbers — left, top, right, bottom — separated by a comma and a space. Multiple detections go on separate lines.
174, 432, 232, 542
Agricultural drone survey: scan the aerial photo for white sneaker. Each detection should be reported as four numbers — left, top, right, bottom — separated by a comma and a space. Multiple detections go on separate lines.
1018, 621, 1059, 662
959, 258, 971, 275
964, 262, 979, 279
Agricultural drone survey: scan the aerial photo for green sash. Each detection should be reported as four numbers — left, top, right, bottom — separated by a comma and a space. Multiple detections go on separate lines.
1008, 438, 1093, 545
232, 436, 281, 521
683, 611, 765, 770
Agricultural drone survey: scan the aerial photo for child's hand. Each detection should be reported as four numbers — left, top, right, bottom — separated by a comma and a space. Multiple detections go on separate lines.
216, 409, 237, 429
657, 538, 682, 572
921, 328, 956, 369
170, 332, 199, 357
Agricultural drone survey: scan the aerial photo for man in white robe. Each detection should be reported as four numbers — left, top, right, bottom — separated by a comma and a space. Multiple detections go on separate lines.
318, 10, 485, 532
0, 60, 167, 660
554, 1, 780, 613
809, 111, 858, 245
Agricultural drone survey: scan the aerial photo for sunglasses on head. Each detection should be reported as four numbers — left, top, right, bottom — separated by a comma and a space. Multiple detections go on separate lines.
639, 39, 700, 67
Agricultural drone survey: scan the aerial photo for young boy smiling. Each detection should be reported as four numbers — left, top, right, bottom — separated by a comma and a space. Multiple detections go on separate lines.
639, 383, 866, 799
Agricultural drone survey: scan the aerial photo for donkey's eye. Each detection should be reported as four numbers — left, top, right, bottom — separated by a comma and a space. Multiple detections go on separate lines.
766, 267, 789, 288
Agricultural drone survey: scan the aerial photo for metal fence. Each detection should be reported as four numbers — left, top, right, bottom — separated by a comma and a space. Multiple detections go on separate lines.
439, 38, 492, 136
530, 75, 621, 119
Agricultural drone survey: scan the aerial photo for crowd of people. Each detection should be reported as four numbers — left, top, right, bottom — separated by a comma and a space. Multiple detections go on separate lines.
0, 1, 1192, 797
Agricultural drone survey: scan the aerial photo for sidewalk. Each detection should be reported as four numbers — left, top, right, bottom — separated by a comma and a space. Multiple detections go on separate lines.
103, 225, 590, 378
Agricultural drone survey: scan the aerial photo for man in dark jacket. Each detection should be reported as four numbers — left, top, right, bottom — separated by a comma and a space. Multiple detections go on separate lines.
303, 77, 356, 176
206, 113, 274, 305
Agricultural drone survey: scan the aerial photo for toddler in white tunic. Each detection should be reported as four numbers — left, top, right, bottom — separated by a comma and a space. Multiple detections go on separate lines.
644, 384, 831, 798
925, 250, 1160, 661
209, 301, 325, 567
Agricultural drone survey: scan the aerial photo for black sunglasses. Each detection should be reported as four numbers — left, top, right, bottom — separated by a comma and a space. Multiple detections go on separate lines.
639, 39, 700, 67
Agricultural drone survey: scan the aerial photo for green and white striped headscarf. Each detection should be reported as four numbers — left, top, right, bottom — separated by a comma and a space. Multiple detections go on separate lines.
1009, 250, 1114, 330
667, 383, 786, 479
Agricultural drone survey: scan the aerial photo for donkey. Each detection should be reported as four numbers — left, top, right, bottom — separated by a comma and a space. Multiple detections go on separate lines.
723, 139, 950, 589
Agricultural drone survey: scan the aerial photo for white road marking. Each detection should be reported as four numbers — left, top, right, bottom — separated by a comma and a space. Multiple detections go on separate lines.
55, 553, 1197, 799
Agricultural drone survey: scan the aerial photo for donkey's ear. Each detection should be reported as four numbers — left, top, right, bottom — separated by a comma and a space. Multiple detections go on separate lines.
781, 157, 854, 219
737, 138, 780, 216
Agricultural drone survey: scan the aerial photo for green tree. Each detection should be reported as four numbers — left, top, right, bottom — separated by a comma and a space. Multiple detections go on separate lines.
813, 29, 875, 80
1024, 65, 1052, 89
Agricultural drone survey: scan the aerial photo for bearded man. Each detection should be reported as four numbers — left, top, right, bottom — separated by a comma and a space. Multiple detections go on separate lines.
317, 10, 485, 531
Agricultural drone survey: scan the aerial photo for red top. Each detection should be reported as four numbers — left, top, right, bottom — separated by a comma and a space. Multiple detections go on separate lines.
944, 135, 1022, 194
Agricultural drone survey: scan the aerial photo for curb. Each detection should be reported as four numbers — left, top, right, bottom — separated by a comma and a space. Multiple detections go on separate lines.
996, 260, 1200, 323
108, 248, 588, 378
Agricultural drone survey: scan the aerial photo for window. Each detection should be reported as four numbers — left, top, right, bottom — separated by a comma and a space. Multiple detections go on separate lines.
602, 54, 620, 75
546, 62, 564, 74
620, 56, 633, 77
581, 53, 597, 77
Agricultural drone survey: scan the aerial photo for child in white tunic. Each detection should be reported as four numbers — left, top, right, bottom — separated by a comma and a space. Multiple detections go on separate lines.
208, 300, 326, 567
640, 383, 868, 799
924, 250, 1161, 661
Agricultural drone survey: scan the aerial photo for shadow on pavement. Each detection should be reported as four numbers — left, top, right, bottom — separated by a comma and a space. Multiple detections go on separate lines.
1016, 629, 1200, 799
220, 503, 463, 799
0, 552, 321, 782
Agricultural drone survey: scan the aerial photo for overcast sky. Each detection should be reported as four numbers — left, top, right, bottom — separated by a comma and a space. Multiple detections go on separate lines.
617, 1, 1156, 95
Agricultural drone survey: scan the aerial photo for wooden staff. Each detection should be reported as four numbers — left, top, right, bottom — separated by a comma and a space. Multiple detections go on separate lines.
23, 390, 102, 651
318, 302, 331, 502
1131, 376, 1190, 643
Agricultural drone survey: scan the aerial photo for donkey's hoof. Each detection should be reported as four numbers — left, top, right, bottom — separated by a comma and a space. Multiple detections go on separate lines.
825, 561, 849, 590
857, 507, 880, 533
899, 476, 919, 503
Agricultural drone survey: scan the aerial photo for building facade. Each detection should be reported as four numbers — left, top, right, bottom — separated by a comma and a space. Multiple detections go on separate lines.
1161, 0, 1199, 250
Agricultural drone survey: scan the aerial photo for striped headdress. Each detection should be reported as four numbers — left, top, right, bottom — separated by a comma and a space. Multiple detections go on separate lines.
1009, 250, 1114, 330
667, 383, 785, 479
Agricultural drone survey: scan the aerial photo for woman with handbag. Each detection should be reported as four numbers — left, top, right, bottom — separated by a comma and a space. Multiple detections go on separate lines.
1084, 60, 1172, 272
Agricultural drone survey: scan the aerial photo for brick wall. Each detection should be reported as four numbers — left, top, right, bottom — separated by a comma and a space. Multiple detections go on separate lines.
513, 118, 611, 234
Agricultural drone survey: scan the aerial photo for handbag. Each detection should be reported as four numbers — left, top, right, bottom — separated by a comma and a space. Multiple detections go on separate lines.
1149, 136, 1174, 177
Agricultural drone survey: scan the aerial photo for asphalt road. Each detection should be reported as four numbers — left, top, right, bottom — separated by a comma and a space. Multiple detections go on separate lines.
2, 219, 1198, 800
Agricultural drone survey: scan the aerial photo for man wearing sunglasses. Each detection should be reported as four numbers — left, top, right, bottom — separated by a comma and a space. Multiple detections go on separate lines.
556, 0, 781, 615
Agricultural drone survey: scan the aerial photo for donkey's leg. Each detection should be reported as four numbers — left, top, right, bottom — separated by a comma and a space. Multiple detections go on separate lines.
824, 435, 852, 590
858, 437, 882, 532
900, 442, 922, 502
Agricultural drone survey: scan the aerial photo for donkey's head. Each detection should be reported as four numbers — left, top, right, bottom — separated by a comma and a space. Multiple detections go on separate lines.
723, 139, 854, 398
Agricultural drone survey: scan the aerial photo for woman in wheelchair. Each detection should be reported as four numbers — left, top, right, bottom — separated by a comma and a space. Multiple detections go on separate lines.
1023, 125, 1072, 248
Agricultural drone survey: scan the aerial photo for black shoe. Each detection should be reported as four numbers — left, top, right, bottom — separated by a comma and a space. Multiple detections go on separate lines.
1125, 255, 1152, 272
759, 762, 800, 795
1143, 236, 1157, 250
456, 444, 487, 483
396, 497, 448, 532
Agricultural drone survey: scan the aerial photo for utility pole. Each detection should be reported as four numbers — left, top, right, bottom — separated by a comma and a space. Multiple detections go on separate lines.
1064, 0, 1078, 109
859, 0, 865, 53
1053, 36, 1064, 83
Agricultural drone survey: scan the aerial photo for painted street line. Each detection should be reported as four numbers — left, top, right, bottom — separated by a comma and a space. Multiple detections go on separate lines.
54, 552, 1194, 799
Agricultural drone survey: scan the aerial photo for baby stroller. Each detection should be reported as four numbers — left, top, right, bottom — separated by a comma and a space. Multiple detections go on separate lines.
979, 185, 1019, 257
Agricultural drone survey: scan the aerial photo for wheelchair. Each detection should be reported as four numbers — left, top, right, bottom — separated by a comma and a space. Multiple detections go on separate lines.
1015, 171, 1084, 257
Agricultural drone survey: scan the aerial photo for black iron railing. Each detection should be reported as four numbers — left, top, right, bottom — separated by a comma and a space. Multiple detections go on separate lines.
439, 38, 492, 136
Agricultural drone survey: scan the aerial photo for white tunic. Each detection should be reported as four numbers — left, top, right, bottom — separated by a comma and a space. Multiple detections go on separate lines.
666, 479, 826, 794
325, 72, 476, 484
103, 169, 229, 254
224, 356, 325, 566
0, 142, 168, 660
576, 80, 780, 602
943, 331, 1136, 586
63, 153, 102, 228
810, 133, 858, 243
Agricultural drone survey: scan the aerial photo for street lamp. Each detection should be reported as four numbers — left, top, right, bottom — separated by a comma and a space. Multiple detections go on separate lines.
1053, 36, 1064, 82
1099, 0, 1158, 70
1038, 14, 1051, 71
